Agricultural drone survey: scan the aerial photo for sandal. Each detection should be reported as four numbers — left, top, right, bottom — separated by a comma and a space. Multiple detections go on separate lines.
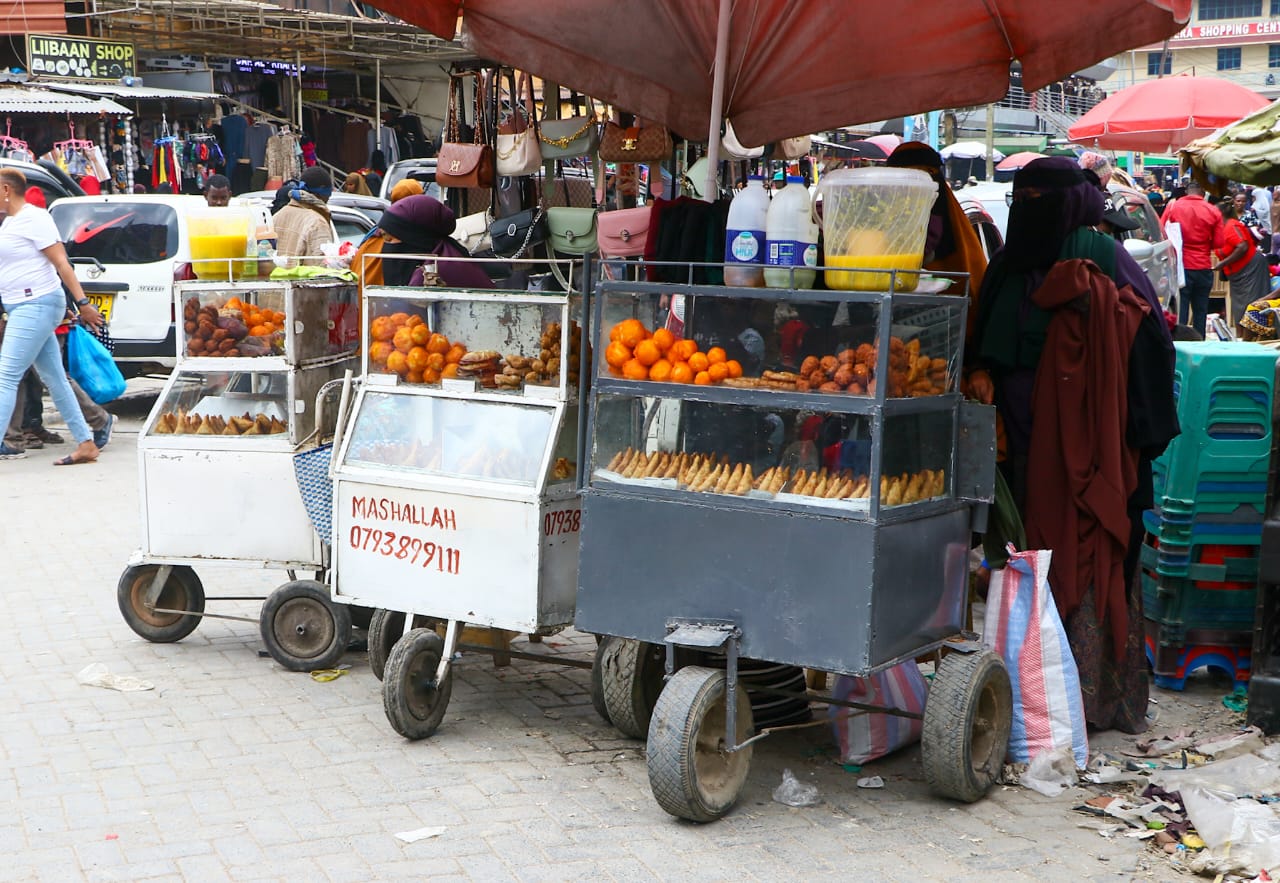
53, 453, 97, 466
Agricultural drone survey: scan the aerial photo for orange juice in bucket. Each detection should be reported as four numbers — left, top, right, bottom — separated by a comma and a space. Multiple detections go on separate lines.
817, 168, 936, 292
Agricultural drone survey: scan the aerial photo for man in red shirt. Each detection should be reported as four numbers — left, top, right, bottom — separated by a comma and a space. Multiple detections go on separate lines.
1162, 180, 1224, 335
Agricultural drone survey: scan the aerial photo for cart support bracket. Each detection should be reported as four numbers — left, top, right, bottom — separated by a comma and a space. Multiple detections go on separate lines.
143, 565, 174, 609
663, 618, 746, 753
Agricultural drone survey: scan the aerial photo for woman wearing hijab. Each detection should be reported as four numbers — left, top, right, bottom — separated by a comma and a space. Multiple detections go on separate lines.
351, 194, 492, 301
342, 172, 373, 196
973, 157, 1178, 734
388, 179, 424, 203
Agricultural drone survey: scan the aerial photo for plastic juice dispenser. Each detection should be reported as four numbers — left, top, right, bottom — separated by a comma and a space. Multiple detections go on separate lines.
187, 207, 255, 280
817, 168, 937, 292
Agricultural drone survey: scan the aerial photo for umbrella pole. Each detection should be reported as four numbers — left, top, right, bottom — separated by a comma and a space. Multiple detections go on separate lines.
702, 0, 731, 202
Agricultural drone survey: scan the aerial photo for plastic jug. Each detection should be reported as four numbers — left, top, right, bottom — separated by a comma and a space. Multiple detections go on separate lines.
187, 207, 255, 280
816, 167, 937, 291
764, 175, 818, 289
724, 175, 769, 287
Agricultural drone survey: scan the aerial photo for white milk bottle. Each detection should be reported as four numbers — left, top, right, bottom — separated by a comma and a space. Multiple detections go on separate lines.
764, 175, 818, 288
724, 175, 769, 287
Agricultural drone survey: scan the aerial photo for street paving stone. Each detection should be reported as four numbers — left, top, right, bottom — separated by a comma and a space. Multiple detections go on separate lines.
0, 399, 1189, 881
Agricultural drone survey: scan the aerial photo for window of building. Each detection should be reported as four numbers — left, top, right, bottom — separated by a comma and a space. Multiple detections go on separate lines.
1218, 46, 1243, 70
1272, 0, 1280, 15
1199, 0, 1261, 19
1147, 51, 1173, 76
1271, 44, 1280, 67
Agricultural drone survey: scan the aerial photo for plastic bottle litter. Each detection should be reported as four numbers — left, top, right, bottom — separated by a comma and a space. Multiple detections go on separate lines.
764, 175, 818, 289
76, 663, 154, 692
724, 176, 769, 287
772, 768, 820, 806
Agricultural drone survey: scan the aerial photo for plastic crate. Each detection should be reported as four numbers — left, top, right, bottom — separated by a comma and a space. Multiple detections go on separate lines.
1144, 625, 1252, 691
1141, 523, 1262, 580
1141, 570, 1259, 635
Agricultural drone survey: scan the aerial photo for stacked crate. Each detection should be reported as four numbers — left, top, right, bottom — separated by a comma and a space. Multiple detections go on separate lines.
1142, 341, 1279, 690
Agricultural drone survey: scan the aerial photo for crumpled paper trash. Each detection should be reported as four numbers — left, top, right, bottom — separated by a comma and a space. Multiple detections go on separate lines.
1021, 746, 1077, 797
772, 769, 820, 807
76, 663, 153, 692
394, 826, 446, 844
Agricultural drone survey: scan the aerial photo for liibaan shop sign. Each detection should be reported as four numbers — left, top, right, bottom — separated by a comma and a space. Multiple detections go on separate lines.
27, 35, 136, 81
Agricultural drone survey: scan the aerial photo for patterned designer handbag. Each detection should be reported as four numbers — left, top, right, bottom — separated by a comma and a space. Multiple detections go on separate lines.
546, 206, 598, 255
599, 120, 672, 163
437, 74, 494, 190
495, 70, 542, 177
596, 206, 652, 257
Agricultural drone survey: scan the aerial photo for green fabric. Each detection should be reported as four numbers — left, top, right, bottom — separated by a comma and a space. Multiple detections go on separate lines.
269, 266, 357, 282
976, 227, 1116, 371
1181, 100, 1280, 188
982, 467, 1026, 568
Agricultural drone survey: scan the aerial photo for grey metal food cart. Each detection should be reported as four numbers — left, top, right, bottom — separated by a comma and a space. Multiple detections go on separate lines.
576, 268, 1011, 821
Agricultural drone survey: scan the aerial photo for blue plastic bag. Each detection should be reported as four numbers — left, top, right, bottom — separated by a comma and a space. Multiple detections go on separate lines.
66, 325, 126, 404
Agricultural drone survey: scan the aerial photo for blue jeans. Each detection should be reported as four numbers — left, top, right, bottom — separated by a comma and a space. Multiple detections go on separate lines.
0, 292, 91, 444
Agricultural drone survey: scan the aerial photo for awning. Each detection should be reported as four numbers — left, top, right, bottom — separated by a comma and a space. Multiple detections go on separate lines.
0, 85, 131, 114
41, 81, 220, 102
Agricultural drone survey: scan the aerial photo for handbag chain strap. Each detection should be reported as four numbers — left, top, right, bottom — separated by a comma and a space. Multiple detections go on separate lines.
540, 116, 595, 148
499, 206, 544, 259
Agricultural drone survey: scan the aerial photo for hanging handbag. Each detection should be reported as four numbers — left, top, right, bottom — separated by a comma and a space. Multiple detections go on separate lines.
437, 73, 494, 190
539, 89, 598, 160
597, 206, 652, 258
776, 134, 812, 160
495, 70, 542, 177
599, 119, 673, 163
546, 207, 598, 255
489, 206, 547, 259
721, 120, 764, 160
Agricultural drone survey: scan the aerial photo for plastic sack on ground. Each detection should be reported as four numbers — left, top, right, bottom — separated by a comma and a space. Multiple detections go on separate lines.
983, 548, 1088, 768
772, 769, 820, 807
1020, 745, 1077, 797
66, 325, 126, 404
829, 660, 928, 765
1182, 786, 1280, 877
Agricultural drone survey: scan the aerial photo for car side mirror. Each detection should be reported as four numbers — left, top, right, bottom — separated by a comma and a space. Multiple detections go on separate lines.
1123, 238, 1154, 262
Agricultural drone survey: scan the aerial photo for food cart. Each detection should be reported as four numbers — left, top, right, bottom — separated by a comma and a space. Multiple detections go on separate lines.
119, 276, 361, 671
329, 271, 587, 739
575, 267, 1008, 820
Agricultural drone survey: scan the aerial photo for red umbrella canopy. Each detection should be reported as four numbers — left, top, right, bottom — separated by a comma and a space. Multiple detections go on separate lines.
1067, 74, 1270, 154
996, 151, 1046, 171
376, 0, 1191, 146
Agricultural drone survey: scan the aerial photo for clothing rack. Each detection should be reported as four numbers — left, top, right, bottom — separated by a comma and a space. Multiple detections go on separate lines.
0, 118, 30, 160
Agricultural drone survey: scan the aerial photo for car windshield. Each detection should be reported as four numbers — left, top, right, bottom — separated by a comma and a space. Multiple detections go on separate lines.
383, 165, 440, 200
52, 202, 179, 264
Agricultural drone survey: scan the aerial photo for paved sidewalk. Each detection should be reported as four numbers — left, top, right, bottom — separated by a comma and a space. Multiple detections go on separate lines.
0, 396, 1199, 882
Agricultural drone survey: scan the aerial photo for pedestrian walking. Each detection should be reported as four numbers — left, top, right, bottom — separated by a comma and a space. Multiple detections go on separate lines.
1161, 179, 1223, 335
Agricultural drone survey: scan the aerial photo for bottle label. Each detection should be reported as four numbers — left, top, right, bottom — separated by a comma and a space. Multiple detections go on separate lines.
726, 229, 763, 263
803, 243, 818, 268
766, 239, 811, 268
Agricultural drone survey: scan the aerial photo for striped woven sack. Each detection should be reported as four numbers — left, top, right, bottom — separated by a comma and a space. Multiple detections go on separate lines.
828, 660, 928, 765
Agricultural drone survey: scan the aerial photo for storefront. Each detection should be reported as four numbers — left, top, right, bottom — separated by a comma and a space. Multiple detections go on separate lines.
0, 80, 131, 193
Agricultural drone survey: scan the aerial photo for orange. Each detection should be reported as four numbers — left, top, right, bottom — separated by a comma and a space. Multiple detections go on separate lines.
708, 363, 729, 383
249, 325, 270, 338
673, 339, 698, 362
670, 362, 694, 384
260, 322, 276, 335
426, 352, 446, 372
224, 297, 244, 310
422, 367, 441, 384
446, 344, 466, 364
652, 328, 675, 353
442, 363, 459, 378
427, 333, 450, 355
389, 312, 410, 327
369, 341, 393, 364
405, 314, 425, 328
694, 370, 712, 385
406, 369, 425, 384
609, 323, 623, 343
726, 359, 743, 379
605, 341, 632, 369
617, 318, 649, 349
393, 327, 415, 353
706, 346, 727, 365
406, 346, 430, 372
634, 339, 661, 367
648, 358, 673, 382
622, 358, 649, 381
688, 352, 710, 373
386, 351, 409, 376
410, 324, 431, 347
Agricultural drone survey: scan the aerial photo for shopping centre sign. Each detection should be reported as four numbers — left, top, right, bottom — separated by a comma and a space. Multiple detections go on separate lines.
27, 34, 136, 81
1152, 19, 1280, 48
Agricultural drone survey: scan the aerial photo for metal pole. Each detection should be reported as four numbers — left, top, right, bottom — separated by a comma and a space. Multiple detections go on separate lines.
123, 116, 134, 193
375, 58, 382, 164
702, 0, 731, 202
984, 103, 995, 180
296, 50, 304, 131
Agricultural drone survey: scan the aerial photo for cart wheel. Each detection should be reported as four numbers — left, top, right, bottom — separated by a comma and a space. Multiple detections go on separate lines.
382, 628, 454, 740
367, 609, 430, 682
594, 637, 666, 738
647, 665, 753, 822
117, 565, 205, 643
259, 580, 352, 672
922, 649, 1012, 803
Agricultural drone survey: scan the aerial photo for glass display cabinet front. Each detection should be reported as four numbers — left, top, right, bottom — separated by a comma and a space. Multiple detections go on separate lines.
363, 287, 585, 396
147, 369, 289, 439
178, 281, 359, 364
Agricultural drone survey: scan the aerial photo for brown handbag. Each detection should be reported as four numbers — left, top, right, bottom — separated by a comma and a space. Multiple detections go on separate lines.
437, 73, 494, 190
598, 119, 672, 163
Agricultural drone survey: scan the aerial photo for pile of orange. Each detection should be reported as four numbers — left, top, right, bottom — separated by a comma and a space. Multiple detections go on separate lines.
225, 297, 285, 338
369, 312, 466, 384
604, 319, 742, 385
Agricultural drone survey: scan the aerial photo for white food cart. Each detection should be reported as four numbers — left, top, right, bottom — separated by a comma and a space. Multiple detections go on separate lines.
330, 281, 586, 738
119, 277, 362, 671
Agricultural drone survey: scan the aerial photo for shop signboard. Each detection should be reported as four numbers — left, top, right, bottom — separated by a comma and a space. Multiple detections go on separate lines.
27, 34, 135, 81
1145, 19, 1280, 49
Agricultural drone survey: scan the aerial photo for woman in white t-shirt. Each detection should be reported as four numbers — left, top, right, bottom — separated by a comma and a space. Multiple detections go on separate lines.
0, 168, 103, 465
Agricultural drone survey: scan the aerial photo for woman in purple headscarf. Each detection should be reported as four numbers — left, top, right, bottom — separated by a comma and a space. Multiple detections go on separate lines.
374, 194, 494, 290
972, 157, 1178, 734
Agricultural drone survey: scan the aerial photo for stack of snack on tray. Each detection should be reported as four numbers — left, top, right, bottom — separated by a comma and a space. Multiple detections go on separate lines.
604, 319, 742, 385
153, 409, 286, 436
184, 295, 285, 358
369, 312, 468, 384
499, 321, 584, 389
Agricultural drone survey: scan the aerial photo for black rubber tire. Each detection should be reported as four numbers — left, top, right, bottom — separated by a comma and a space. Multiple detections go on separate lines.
382, 628, 453, 740
596, 637, 666, 739
367, 609, 430, 682
647, 665, 753, 822
259, 580, 352, 672
117, 565, 205, 643
922, 649, 1013, 803
589, 637, 612, 725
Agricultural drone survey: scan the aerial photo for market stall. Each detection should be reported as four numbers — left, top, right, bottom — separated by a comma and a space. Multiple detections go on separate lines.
329, 261, 588, 738
575, 265, 1005, 820
118, 275, 362, 670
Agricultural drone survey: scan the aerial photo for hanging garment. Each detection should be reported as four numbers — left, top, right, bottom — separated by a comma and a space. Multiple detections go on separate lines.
219, 113, 247, 168
244, 122, 275, 169
265, 133, 300, 181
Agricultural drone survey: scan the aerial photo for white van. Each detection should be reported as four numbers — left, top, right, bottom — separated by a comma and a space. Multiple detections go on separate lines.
51, 195, 206, 378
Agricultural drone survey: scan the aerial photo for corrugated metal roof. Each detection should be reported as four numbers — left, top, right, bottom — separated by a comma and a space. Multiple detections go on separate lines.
0, 1, 67, 36
0, 86, 131, 114
41, 81, 220, 101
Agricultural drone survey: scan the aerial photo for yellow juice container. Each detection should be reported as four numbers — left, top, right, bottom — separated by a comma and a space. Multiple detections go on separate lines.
816, 168, 936, 292
187, 208, 254, 280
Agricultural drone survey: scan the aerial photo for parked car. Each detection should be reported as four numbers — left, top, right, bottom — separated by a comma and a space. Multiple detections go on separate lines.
1107, 182, 1179, 308
379, 158, 439, 201
238, 190, 389, 227
0, 157, 86, 205
958, 193, 1004, 262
